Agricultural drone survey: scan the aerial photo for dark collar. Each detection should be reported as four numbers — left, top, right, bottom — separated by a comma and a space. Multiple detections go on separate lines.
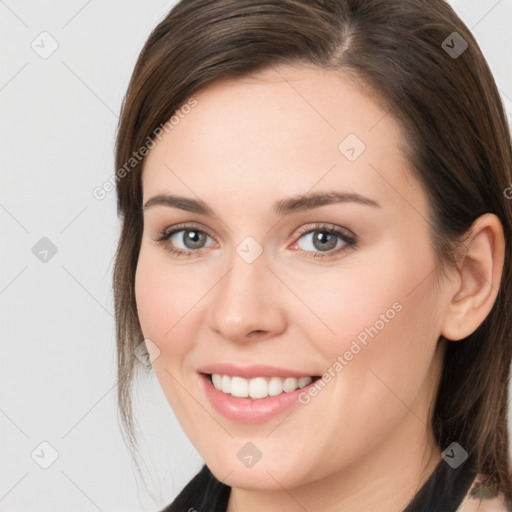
403, 453, 477, 512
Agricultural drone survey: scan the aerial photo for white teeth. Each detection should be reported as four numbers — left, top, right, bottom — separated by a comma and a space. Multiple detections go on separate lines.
248, 377, 267, 399
268, 376, 283, 396
231, 376, 248, 398
210, 374, 314, 399
221, 374, 230, 394
283, 377, 298, 392
298, 376, 313, 388
211, 373, 222, 389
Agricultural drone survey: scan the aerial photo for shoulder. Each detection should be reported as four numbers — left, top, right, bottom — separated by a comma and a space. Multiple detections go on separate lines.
457, 474, 511, 512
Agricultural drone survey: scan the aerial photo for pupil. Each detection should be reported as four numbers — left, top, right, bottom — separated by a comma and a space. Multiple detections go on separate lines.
314, 232, 336, 251
184, 230, 205, 249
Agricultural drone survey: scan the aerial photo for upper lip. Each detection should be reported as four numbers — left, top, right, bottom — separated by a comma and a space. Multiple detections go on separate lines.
198, 363, 319, 379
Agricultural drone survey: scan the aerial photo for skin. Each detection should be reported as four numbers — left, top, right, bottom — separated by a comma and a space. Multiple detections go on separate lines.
134, 63, 505, 512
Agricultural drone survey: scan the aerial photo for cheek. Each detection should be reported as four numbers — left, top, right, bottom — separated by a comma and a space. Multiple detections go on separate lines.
134, 246, 223, 402
134, 246, 204, 340
134, 261, 169, 341
294, 239, 442, 406
288, 243, 439, 350
282, 249, 442, 477
134, 251, 205, 418
134, 250, 191, 361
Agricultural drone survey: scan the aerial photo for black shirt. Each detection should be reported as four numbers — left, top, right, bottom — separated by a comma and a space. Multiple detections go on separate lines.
160, 454, 477, 512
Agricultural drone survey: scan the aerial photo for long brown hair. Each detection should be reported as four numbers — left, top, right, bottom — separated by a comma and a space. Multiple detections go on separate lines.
113, 0, 512, 502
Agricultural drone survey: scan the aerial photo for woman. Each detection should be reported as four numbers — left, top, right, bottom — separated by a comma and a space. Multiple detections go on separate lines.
112, 0, 512, 510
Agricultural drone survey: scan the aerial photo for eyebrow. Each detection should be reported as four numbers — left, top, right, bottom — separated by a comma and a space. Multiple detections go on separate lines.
142, 191, 381, 216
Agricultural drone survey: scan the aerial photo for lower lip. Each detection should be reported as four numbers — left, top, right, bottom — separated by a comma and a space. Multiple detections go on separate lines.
199, 373, 318, 424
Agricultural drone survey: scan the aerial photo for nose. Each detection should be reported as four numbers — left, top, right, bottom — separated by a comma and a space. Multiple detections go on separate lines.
206, 248, 287, 344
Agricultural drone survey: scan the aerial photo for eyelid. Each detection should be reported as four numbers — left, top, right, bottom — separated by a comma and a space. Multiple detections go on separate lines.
292, 222, 356, 240
154, 221, 217, 242
154, 221, 354, 242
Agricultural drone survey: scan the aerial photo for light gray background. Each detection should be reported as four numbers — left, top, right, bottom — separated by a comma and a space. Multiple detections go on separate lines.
1, 1, 511, 511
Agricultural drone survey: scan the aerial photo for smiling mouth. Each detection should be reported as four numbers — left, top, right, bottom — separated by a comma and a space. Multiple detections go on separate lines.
203, 372, 322, 400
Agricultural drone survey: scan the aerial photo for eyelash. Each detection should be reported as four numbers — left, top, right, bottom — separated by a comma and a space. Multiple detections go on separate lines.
153, 222, 358, 260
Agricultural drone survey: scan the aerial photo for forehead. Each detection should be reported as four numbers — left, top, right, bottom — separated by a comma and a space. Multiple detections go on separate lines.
141, 64, 418, 214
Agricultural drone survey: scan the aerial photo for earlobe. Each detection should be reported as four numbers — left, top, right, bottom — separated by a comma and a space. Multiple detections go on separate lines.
440, 214, 505, 342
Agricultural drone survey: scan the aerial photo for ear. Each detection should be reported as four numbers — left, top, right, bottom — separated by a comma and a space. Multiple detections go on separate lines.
441, 213, 505, 341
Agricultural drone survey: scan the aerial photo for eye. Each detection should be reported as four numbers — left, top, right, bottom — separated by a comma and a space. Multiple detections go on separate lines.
153, 223, 215, 257
290, 223, 357, 259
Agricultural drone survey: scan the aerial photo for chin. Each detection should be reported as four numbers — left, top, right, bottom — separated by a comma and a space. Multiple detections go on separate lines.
205, 450, 316, 492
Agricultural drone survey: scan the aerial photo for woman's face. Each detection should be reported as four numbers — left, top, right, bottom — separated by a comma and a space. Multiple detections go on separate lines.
135, 64, 451, 491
